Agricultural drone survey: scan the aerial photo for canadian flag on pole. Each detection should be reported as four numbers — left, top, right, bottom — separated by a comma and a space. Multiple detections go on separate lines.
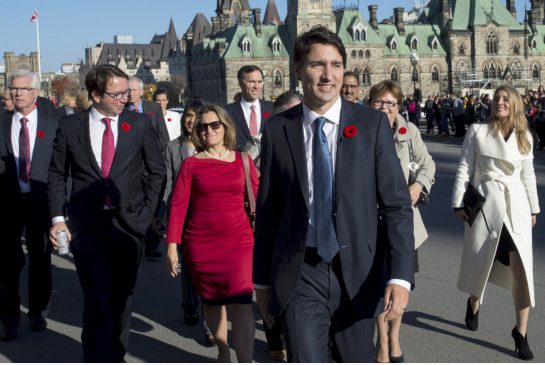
30, 9, 38, 23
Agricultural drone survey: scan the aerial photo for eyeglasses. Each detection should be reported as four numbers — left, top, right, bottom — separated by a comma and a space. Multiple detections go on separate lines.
103, 90, 129, 101
373, 100, 397, 109
9, 87, 36, 94
197, 121, 223, 133
342, 84, 359, 89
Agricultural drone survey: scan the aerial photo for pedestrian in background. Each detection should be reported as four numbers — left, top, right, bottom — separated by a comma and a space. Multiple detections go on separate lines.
166, 104, 258, 362
369, 80, 435, 363
154, 88, 181, 142
452, 85, 539, 361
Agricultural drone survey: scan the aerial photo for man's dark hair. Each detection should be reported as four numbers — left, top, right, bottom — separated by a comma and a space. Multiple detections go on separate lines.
294, 25, 347, 69
343, 71, 360, 85
85, 64, 128, 98
153, 88, 168, 100
237, 65, 264, 83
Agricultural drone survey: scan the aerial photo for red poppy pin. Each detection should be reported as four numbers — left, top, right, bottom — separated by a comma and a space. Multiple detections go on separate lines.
147, 112, 153, 118
34, 101, 39, 107
167, 118, 172, 122
399, 127, 407, 135
263, 111, 270, 119
343, 125, 357, 138
121, 122, 131, 132
37, 130, 45, 138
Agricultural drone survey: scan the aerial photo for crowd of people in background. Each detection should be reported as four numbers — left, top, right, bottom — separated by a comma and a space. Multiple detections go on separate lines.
0, 24, 540, 364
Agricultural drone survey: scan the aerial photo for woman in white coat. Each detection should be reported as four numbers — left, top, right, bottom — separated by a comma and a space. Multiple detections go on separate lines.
452, 85, 539, 360
369, 81, 436, 363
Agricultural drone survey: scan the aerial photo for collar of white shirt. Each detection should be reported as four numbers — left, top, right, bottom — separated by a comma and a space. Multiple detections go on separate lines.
240, 98, 260, 114
90, 107, 120, 125
302, 96, 342, 127
13, 108, 38, 126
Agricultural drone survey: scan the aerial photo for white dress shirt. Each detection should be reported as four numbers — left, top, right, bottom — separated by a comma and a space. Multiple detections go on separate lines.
240, 98, 261, 132
11, 108, 38, 193
52, 107, 119, 224
164, 110, 181, 141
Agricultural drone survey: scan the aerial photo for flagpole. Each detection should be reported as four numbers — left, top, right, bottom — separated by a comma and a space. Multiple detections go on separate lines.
33, 9, 42, 84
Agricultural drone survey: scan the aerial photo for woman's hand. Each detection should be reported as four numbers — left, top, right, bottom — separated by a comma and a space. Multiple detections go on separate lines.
166, 243, 179, 278
408, 183, 423, 206
532, 215, 537, 227
454, 208, 469, 222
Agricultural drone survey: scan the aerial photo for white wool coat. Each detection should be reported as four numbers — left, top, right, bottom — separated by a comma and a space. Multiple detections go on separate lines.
452, 123, 540, 306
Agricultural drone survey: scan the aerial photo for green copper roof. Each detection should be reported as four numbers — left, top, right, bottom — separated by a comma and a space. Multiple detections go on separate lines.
451, 0, 523, 31
335, 9, 383, 45
221, 24, 290, 58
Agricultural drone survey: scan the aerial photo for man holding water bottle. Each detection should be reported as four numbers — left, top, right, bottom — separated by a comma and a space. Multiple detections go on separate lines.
0, 70, 59, 341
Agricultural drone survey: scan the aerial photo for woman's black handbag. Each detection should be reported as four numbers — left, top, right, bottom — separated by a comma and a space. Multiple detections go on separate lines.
462, 183, 486, 226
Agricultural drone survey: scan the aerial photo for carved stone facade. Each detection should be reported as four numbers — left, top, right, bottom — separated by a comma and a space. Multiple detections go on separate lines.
187, 0, 545, 103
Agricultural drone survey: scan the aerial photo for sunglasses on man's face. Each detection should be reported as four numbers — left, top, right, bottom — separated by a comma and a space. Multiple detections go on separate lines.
197, 121, 223, 133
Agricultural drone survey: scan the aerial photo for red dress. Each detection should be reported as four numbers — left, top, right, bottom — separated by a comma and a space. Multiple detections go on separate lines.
166, 152, 258, 303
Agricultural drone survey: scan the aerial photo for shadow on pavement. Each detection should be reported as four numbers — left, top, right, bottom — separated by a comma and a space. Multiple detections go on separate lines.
403, 310, 515, 358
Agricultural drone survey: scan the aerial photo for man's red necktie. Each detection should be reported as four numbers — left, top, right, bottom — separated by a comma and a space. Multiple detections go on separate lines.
18, 117, 31, 182
101, 117, 114, 207
249, 105, 258, 136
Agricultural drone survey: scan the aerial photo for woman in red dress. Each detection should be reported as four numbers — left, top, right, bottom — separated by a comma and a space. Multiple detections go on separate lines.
166, 104, 258, 362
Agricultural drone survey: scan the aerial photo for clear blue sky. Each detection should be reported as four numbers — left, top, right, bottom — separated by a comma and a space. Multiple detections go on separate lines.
0, 0, 530, 73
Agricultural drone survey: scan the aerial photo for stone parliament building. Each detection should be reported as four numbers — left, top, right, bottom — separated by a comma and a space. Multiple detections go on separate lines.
185, 0, 545, 103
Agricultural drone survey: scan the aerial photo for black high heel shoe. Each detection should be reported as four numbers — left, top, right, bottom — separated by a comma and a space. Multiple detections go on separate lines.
464, 297, 479, 331
511, 327, 534, 360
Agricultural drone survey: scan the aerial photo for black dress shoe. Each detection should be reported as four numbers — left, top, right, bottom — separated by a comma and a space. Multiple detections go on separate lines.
512, 327, 534, 360
29, 314, 47, 332
464, 297, 479, 331
145, 250, 163, 260
1, 325, 18, 342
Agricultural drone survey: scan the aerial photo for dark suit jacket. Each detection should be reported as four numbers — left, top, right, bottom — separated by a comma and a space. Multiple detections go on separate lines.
225, 99, 273, 151
125, 101, 169, 151
0, 111, 58, 229
253, 99, 415, 317
36, 96, 59, 118
47, 109, 166, 238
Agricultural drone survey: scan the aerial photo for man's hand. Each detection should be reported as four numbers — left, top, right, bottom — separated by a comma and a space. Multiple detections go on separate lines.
166, 243, 179, 278
256, 288, 275, 329
49, 222, 72, 249
382, 284, 409, 322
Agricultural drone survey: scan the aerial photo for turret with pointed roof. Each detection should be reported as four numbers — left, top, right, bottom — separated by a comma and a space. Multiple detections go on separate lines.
263, 0, 282, 25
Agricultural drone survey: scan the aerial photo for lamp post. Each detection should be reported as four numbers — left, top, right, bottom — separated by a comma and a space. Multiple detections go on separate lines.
410, 50, 419, 94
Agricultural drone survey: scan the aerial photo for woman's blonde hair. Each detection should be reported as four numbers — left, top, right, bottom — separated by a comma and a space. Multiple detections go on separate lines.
490, 85, 531, 155
191, 104, 237, 152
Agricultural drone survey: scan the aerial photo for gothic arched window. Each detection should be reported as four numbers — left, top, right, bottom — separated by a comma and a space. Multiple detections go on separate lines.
362, 67, 371, 85
486, 33, 498, 54
431, 66, 439, 81
390, 67, 399, 82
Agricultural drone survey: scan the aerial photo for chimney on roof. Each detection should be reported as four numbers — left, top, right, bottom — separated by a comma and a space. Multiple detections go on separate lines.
253, 8, 262, 37
441, 0, 450, 28
368, 5, 378, 30
506, 0, 516, 18
212, 16, 220, 35
394, 7, 405, 34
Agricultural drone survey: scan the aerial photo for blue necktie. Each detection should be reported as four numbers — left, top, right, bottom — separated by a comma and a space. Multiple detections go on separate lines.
313, 117, 338, 263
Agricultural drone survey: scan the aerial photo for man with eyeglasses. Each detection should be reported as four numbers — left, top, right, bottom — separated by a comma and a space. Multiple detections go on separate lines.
0, 69, 59, 341
47, 64, 165, 362
341, 71, 361, 103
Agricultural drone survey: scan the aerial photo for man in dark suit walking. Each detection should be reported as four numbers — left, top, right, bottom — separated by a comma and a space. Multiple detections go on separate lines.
253, 26, 415, 362
126, 76, 168, 259
48, 64, 165, 362
0, 70, 58, 341
225, 65, 273, 151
